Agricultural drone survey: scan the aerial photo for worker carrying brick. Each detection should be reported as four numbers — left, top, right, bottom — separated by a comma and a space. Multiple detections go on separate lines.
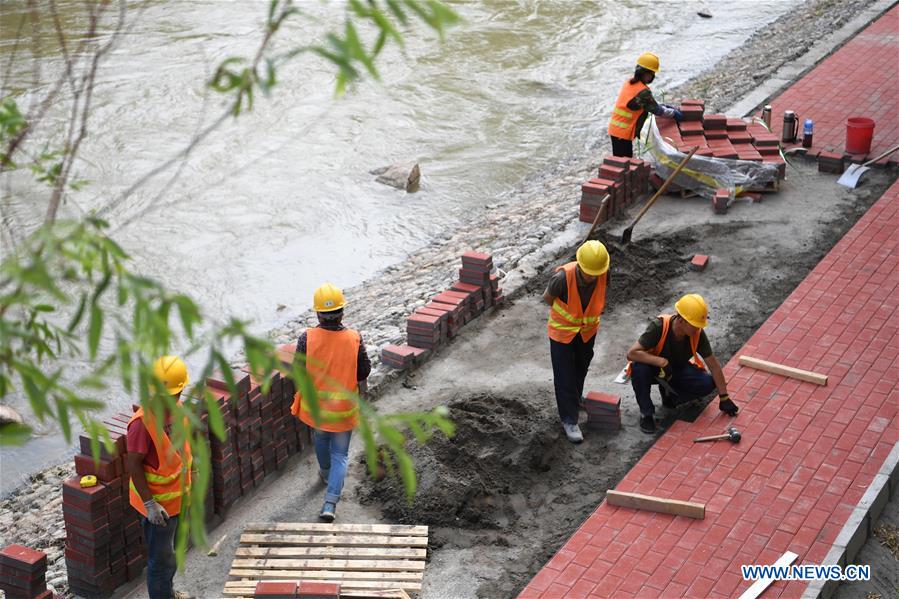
291, 283, 371, 522
608, 52, 683, 158
626, 294, 739, 434
544, 241, 610, 443
126, 356, 192, 599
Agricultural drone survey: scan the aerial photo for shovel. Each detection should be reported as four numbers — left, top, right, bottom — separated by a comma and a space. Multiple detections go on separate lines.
837, 143, 899, 188
621, 146, 699, 244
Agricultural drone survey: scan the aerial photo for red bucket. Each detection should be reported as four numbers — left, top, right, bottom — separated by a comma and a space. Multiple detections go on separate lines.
845, 117, 875, 154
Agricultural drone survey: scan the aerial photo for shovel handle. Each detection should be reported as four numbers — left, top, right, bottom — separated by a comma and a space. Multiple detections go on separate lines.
582, 193, 611, 244
626, 146, 699, 229
861, 143, 899, 168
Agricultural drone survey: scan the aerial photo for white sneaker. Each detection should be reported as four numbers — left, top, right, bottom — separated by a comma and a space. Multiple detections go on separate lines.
563, 422, 583, 444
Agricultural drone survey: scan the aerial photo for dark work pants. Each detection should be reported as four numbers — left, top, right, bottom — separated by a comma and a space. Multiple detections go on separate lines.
631, 362, 716, 417
142, 514, 178, 599
550, 335, 596, 425
610, 135, 633, 158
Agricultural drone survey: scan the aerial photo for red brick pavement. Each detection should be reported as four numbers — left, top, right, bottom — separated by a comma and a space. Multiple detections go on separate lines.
770, 5, 899, 163
518, 182, 899, 597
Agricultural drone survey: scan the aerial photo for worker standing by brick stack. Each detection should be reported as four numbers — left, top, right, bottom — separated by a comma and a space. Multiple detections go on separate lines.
608, 52, 683, 157
626, 294, 739, 434
291, 283, 371, 522
544, 241, 610, 443
125, 356, 192, 599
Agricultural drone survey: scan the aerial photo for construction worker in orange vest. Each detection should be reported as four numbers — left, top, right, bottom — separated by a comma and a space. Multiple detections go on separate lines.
544, 241, 610, 443
608, 52, 683, 158
626, 294, 739, 434
125, 356, 192, 599
291, 283, 371, 522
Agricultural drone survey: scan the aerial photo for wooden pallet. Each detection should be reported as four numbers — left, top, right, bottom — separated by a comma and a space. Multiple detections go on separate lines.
223, 523, 428, 599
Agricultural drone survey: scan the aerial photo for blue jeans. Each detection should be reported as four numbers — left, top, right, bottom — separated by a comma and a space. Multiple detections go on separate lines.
142, 514, 178, 599
314, 430, 352, 504
631, 362, 716, 417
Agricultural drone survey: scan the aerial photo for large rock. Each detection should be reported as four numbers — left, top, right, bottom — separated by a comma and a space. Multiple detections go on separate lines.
370, 161, 421, 192
0, 405, 24, 426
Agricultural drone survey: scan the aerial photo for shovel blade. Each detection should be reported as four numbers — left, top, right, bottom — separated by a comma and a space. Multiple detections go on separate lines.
837, 164, 868, 188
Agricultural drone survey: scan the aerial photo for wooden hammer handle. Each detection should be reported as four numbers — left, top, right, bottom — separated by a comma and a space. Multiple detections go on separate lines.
693, 434, 729, 442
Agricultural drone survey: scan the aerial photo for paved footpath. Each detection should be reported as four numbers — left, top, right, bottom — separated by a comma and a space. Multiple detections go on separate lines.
771, 4, 899, 163
518, 174, 899, 599
519, 12, 899, 593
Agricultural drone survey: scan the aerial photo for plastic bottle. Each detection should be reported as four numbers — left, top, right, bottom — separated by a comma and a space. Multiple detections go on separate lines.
802, 119, 814, 148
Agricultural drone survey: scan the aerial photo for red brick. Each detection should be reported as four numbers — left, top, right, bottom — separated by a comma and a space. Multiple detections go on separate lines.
254, 581, 297, 597
689, 254, 709, 272
0, 546, 46, 574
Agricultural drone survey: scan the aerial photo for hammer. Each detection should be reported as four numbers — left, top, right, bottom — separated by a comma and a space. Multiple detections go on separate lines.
693, 426, 741, 443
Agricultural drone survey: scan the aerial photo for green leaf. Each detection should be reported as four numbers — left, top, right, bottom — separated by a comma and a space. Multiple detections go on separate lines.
88, 303, 103, 359
204, 390, 226, 442
0, 423, 32, 446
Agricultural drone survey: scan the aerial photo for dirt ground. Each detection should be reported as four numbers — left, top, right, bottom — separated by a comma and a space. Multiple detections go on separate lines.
835, 493, 899, 599
125, 160, 896, 599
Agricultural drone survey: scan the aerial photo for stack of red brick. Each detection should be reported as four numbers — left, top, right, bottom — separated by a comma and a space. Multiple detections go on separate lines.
655, 99, 786, 180
0, 545, 55, 599
382, 252, 503, 369
254, 580, 341, 598
817, 151, 846, 174
579, 155, 650, 224
583, 392, 621, 432
67, 420, 145, 598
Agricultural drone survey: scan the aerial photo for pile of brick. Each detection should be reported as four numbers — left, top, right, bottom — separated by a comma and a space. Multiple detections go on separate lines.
381, 252, 503, 369
656, 99, 786, 181
579, 155, 651, 224
0, 545, 54, 599
583, 392, 621, 432
817, 151, 846, 174
254, 580, 340, 598
66, 422, 144, 598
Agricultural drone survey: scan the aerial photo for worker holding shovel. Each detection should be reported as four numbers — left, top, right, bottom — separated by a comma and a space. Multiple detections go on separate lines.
608, 52, 683, 158
544, 240, 610, 443
626, 294, 738, 434
291, 283, 371, 522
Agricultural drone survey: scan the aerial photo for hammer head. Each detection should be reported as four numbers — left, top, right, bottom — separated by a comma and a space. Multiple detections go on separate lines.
726, 427, 741, 443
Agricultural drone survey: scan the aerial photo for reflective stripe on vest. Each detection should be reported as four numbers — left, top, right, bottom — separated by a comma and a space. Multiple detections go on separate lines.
290, 327, 361, 433
547, 262, 607, 344
127, 407, 192, 518
608, 80, 648, 141
625, 314, 706, 376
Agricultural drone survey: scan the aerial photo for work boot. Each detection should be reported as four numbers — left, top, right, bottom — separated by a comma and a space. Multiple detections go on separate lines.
562, 422, 584, 444
639, 415, 656, 434
319, 502, 336, 523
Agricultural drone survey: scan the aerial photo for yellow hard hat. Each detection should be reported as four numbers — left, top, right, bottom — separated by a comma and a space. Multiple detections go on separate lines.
675, 293, 709, 329
576, 240, 610, 276
636, 52, 660, 73
152, 355, 189, 395
313, 283, 346, 313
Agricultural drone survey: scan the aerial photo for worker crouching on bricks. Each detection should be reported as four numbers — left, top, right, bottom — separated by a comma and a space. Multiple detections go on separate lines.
626, 294, 739, 434
291, 283, 371, 522
126, 356, 192, 599
544, 240, 610, 444
608, 52, 683, 158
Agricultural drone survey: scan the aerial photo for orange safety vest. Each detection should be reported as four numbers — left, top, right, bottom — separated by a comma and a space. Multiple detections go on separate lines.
608, 79, 649, 141
626, 314, 707, 376
128, 408, 192, 518
547, 262, 607, 344
290, 328, 361, 433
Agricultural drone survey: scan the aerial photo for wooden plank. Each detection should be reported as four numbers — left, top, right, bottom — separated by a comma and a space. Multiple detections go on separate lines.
235, 546, 427, 560
605, 490, 705, 519
244, 522, 428, 536
230, 558, 425, 572
738, 355, 828, 386
737, 551, 798, 599
222, 589, 410, 599
224, 579, 422, 591
240, 533, 428, 548
227, 568, 422, 581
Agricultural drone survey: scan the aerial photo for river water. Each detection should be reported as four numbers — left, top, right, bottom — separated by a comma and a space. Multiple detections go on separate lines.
0, 0, 797, 494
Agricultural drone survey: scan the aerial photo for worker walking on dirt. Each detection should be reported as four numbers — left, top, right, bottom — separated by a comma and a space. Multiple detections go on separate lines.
608, 52, 683, 158
544, 240, 610, 443
291, 283, 371, 522
626, 294, 739, 434
126, 356, 192, 599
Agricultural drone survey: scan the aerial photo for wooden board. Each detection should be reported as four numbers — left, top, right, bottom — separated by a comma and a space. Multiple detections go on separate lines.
737, 550, 798, 599
229, 522, 428, 597
606, 490, 705, 519
737, 355, 828, 386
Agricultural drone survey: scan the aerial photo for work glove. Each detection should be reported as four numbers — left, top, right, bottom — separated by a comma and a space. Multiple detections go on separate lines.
718, 394, 739, 416
144, 499, 169, 526
657, 365, 672, 381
